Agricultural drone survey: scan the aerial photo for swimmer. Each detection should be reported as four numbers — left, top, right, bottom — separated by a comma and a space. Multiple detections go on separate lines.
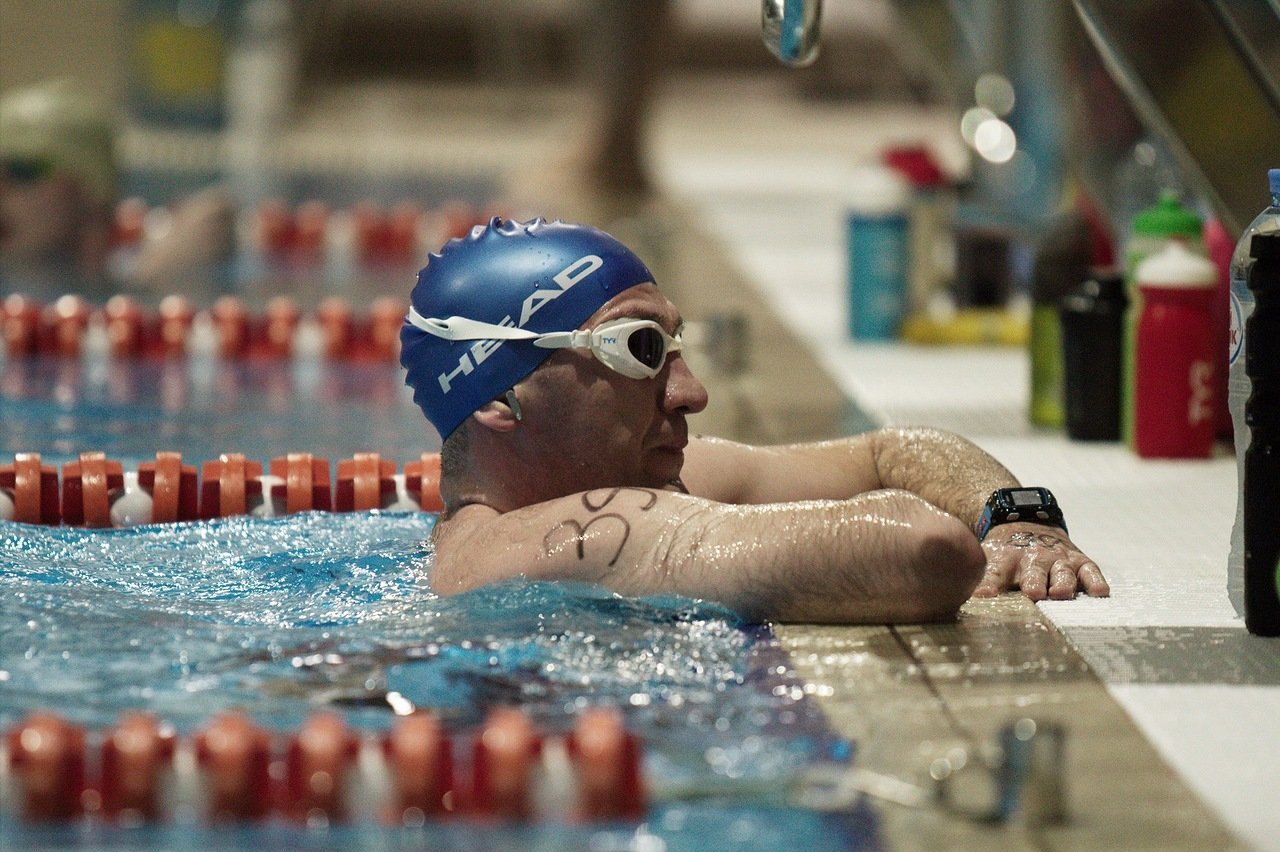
0, 79, 233, 298
400, 218, 1109, 623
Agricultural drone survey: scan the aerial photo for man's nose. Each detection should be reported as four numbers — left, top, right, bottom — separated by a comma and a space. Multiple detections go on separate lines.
662, 355, 708, 414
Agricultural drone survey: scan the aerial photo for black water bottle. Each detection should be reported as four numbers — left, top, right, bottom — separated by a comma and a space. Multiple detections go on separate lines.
1245, 232, 1280, 636
1060, 270, 1128, 441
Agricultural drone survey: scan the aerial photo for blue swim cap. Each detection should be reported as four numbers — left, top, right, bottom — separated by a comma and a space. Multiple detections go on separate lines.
401, 217, 654, 438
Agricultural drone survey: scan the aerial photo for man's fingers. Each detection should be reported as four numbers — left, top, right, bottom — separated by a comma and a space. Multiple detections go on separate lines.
973, 557, 1015, 597
1019, 559, 1051, 601
1047, 559, 1079, 600
1079, 561, 1111, 597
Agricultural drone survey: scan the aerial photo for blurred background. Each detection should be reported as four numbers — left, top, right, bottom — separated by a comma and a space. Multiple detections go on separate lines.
2, 0, 1275, 298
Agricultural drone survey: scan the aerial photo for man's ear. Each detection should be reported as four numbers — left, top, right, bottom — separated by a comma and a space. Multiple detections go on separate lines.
471, 396, 520, 432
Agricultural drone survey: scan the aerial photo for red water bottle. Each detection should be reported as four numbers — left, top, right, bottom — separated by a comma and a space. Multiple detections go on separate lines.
1134, 241, 1218, 458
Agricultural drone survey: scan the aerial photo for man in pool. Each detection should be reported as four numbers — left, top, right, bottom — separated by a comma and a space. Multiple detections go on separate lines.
400, 218, 1109, 624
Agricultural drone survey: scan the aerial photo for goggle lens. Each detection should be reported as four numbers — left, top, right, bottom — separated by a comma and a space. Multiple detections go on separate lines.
2, 159, 56, 183
626, 325, 668, 370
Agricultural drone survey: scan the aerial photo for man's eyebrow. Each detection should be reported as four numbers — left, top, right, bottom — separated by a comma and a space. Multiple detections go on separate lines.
600, 305, 682, 328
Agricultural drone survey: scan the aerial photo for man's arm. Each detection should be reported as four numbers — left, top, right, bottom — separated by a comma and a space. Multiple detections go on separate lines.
681, 427, 1109, 600
682, 427, 1013, 523
431, 486, 986, 624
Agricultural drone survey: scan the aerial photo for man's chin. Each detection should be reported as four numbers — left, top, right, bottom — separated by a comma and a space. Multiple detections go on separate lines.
645, 448, 685, 487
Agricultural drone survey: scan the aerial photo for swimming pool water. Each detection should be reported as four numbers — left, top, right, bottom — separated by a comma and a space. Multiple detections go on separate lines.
1, 355, 436, 469
1, 511, 879, 849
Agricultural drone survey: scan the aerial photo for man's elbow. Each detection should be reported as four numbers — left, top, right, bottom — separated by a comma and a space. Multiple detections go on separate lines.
898, 518, 985, 622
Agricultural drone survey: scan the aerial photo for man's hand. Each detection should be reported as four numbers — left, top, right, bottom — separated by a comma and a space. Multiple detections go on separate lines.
973, 522, 1109, 601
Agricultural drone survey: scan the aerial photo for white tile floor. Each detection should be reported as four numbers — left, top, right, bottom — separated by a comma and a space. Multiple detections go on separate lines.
650, 85, 1280, 852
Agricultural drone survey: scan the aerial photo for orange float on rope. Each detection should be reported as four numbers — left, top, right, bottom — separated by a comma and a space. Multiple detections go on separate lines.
7, 712, 87, 822
383, 711, 454, 823
470, 708, 541, 820
316, 296, 354, 359
137, 452, 199, 523
293, 199, 330, 258
210, 296, 251, 359
385, 200, 423, 265
282, 711, 359, 824
104, 294, 148, 358
254, 198, 297, 255
1, 452, 60, 524
335, 452, 396, 512
403, 452, 444, 512
368, 296, 405, 361
61, 451, 125, 528
194, 711, 273, 823
567, 707, 646, 821
155, 295, 194, 357
2, 293, 43, 356
200, 453, 264, 519
268, 453, 332, 514
262, 296, 300, 358
98, 712, 176, 823
44, 294, 91, 357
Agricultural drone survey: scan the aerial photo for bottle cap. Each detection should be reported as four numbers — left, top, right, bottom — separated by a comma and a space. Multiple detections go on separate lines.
1136, 241, 1216, 288
846, 164, 911, 215
1061, 268, 1127, 315
1269, 168, 1280, 196
1251, 232, 1280, 261
882, 145, 946, 189
1132, 191, 1202, 239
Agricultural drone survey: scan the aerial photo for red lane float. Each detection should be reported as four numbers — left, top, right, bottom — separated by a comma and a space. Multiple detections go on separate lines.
269, 453, 332, 514
137, 451, 199, 523
200, 453, 265, 519
336, 452, 397, 512
470, 708, 542, 820
283, 711, 359, 825
45, 295, 92, 357
404, 452, 444, 513
98, 712, 176, 823
106, 295, 195, 359
0, 452, 61, 524
3, 708, 647, 826
195, 711, 273, 823
6, 711, 88, 822
4, 451, 444, 524
317, 296, 404, 361
383, 711, 454, 823
567, 707, 646, 821
2, 293, 43, 356
61, 451, 125, 528
104, 294, 147, 358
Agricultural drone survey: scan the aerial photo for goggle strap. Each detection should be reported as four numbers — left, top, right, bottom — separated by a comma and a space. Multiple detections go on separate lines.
532, 330, 591, 350
405, 308, 542, 342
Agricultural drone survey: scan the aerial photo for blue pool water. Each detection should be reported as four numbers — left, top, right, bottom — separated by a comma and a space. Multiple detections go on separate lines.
0, 355, 436, 469
1, 356, 881, 849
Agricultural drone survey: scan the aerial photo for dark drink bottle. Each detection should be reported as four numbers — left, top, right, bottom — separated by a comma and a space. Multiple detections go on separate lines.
1245, 232, 1280, 636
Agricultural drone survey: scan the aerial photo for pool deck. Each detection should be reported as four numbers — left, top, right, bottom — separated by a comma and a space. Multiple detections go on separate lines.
638, 78, 1278, 851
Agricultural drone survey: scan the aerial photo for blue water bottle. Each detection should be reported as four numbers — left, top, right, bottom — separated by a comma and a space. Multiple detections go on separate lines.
847, 166, 911, 340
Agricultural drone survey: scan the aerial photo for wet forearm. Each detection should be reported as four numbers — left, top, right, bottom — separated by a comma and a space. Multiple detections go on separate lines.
623, 489, 985, 624
867, 427, 1020, 529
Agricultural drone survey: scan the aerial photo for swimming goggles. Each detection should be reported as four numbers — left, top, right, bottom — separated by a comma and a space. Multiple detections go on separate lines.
2, 158, 57, 184
407, 307, 682, 379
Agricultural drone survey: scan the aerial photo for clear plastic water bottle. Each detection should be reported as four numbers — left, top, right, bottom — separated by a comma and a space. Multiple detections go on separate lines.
1227, 168, 1280, 617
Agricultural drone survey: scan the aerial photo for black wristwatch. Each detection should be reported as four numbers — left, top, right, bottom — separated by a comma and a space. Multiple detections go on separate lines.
975, 487, 1067, 541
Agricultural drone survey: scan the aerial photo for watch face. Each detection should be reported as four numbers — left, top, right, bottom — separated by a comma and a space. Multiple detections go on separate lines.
1009, 488, 1045, 507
